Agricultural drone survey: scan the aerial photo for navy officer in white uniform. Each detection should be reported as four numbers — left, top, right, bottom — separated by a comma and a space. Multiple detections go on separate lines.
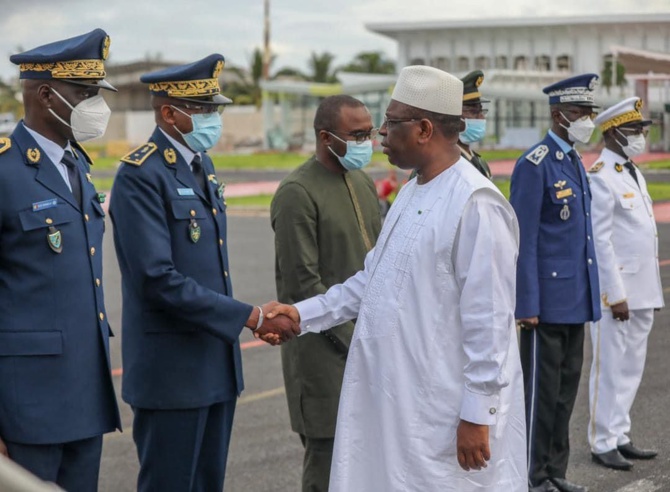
587, 97, 663, 471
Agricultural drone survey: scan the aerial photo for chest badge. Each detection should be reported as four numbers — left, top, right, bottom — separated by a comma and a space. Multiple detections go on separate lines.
47, 226, 63, 253
615, 163, 624, 173
217, 182, 225, 199
164, 148, 177, 165
189, 219, 201, 243
560, 203, 571, 221
86, 173, 93, 183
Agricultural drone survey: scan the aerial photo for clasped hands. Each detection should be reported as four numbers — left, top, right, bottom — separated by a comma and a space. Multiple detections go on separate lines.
245, 301, 301, 346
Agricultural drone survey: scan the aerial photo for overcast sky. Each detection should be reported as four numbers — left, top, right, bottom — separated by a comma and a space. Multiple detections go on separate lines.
0, 0, 667, 81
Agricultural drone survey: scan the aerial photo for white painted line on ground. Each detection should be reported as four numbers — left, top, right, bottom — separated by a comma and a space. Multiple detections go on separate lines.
238, 386, 285, 406
614, 479, 663, 492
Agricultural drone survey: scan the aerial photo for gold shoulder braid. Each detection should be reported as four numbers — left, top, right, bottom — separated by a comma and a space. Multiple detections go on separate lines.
121, 143, 157, 166
0, 137, 11, 155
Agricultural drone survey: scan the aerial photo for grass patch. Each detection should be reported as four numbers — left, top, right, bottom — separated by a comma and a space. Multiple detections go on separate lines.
479, 149, 524, 161
641, 160, 670, 170
92, 176, 116, 191
493, 180, 511, 199
225, 194, 274, 208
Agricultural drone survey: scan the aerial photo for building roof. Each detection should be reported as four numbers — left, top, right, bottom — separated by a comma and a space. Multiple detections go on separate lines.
610, 45, 670, 75
367, 13, 670, 36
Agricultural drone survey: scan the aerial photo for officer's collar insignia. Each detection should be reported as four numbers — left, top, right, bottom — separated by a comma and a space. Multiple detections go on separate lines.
554, 180, 567, 189
26, 148, 41, 164
47, 227, 63, 253
121, 143, 157, 166
164, 148, 177, 164
0, 137, 11, 155
86, 173, 93, 183
526, 145, 549, 166
555, 150, 564, 160
208, 174, 218, 184
615, 163, 624, 173
588, 161, 604, 173
189, 219, 201, 243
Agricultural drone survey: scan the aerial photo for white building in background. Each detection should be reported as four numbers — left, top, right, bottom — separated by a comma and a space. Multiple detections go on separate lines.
367, 14, 670, 149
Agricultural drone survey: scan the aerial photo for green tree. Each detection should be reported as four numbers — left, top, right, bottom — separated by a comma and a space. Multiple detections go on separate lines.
225, 47, 276, 108
308, 51, 338, 83
601, 56, 627, 95
340, 51, 395, 74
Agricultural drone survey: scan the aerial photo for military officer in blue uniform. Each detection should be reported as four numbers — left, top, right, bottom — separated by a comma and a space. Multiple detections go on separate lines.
0, 29, 120, 490
510, 74, 602, 492
109, 55, 298, 492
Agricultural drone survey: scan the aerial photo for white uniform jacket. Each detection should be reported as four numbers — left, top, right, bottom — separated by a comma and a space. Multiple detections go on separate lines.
588, 148, 663, 310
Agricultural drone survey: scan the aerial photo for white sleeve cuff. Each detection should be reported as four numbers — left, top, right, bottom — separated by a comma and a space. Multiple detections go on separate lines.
460, 388, 500, 426
295, 298, 325, 334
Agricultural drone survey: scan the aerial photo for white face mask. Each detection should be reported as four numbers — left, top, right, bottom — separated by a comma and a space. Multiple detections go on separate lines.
617, 129, 646, 158
560, 111, 595, 144
49, 88, 111, 142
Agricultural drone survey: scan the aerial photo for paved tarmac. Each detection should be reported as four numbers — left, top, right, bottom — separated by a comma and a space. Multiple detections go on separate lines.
95, 213, 670, 492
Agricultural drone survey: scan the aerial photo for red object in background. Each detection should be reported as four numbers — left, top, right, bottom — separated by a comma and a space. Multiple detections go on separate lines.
375, 169, 399, 200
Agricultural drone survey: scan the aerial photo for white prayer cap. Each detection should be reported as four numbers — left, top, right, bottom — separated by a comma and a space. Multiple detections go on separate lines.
391, 65, 463, 116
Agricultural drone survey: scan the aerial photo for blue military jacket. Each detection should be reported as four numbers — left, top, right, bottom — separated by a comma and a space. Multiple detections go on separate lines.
510, 132, 601, 324
0, 122, 120, 444
110, 128, 252, 409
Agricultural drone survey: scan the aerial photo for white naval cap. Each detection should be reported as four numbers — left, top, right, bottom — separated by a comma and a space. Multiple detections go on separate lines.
594, 96, 652, 132
391, 65, 463, 116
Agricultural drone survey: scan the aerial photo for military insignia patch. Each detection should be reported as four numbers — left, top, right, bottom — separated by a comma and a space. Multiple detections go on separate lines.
26, 148, 41, 164
555, 151, 564, 160
47, 226, 63, 253
0, 137, 11, 155
217, 182, 225, 199
560, 204, 571, 221
122, 143, 157, 166
615, 163, 623, 173
554, 180, 567, 189
556, 188, 573, 199
475, 76, 483, 87
588, 161, 604, 173
623, 192, 635, 199
526, 145, 549, 166
588, 77, 598, 90
635, 99, 643, 112
86, 173, 93, 183
102, 36, 111, 60
97, 193, 106, 204
164, 148, 177, 164
213, 60, 224, 78
208, 174, 218, 184
189, 219, 201, 243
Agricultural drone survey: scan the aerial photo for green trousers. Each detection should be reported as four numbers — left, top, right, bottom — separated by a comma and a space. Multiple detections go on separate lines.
299, 434, 335, 492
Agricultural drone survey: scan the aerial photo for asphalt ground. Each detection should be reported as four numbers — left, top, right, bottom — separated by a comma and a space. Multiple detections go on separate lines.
96, 213, 670, 492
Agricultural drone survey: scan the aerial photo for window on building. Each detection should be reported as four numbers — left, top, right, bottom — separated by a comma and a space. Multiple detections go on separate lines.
556, 55, 572, 72
457, 57, 470, 71
514, 56, 528, 70
410, 58, 426, 65
432, 57, 450, 71
495, 55, 508, 69
535, 55, 551, 71
474, 56, 490, 69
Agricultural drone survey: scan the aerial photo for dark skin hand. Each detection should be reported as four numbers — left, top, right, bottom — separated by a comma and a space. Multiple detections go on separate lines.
245, 301, 300, 346
611, 300, 630, 321
457, 420, 490, 471
518, 316, 539, 329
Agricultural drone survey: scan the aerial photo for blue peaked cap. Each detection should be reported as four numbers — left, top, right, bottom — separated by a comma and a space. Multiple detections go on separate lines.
140, 54, 232, 105
10, 28, 115, 91
543, 73, 599, 108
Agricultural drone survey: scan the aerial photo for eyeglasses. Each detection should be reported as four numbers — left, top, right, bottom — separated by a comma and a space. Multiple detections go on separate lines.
462, 107, 489, 117
618, 127, 649, 137
173, 103, 225, 115
381, 116, 421, 129
329, 128, 379, 144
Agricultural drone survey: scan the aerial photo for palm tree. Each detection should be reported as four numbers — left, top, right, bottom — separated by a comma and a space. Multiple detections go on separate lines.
308, 52, 338, 83
226, 47, 276, 108
341, 51, 395, 74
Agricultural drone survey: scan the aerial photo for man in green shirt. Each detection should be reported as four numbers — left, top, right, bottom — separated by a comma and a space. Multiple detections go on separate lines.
271, 95, 382, 492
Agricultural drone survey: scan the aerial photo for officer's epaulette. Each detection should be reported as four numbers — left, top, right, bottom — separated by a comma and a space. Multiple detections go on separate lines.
525, 144, 549, 166
588, 161, 604, 173
0, 137, 11, 156
71, 141, 93, 165
121, 143, 157, 166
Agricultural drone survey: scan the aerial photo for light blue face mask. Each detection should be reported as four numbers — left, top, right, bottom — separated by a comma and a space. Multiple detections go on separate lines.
172, 106, 223, 152
327, 132, 373, 171
459, 118, 487, 144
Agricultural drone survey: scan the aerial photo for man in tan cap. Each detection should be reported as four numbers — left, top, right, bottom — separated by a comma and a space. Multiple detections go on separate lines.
266, 65, 527, 491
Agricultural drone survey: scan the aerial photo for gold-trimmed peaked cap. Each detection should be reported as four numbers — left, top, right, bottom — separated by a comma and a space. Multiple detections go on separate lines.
594, 96, 652, 133
10, 28, 116, 91
461, 70, 490, 103
140, 54, 232, 105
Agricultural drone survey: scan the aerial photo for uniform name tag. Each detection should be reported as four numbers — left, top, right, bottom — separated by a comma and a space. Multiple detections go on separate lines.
556, 188, 573, 199
177, 188, 195, 196
32, 198, 57, 211
623, 192, 635, 199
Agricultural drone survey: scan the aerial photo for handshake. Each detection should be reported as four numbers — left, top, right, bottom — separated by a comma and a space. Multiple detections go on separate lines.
244, 301, 301, 346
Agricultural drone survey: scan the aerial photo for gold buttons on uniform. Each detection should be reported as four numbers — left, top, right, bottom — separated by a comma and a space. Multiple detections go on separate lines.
190, 210, 196, 217
96, 278, 101, 287
85, 214, 89, 222
45, 218, 53, 225
212, 208, 217, 215
219, 239, 224, 246
90, 247, 96, 256
99, 312, 105, 321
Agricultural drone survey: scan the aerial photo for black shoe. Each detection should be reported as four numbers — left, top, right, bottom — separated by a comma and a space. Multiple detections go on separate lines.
618, 442, 658, 460
530, 480, 561, 492
551, 477, 589, 492
591, 449, 634, 471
